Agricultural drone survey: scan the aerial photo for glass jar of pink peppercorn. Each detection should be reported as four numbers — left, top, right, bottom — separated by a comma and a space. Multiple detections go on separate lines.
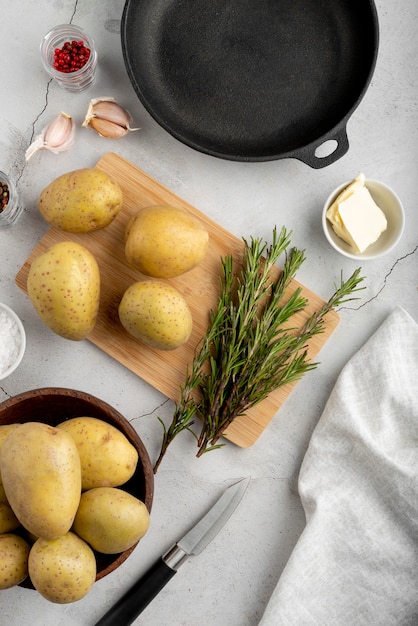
40, 24, 98, 92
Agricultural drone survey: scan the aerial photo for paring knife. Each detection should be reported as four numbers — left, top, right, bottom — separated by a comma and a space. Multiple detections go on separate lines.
94, 477, 250, 626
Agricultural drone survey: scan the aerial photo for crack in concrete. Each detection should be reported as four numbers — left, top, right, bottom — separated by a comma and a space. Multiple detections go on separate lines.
130, 398, 171, 423
340, 243, 418, 311
16, 81, 52, 189
69, 0, 79, 24
14, 0, 81, 191
29, 82, 52, 145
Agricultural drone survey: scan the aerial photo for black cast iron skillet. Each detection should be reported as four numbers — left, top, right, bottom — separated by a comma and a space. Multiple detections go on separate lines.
121, 0, 379, 168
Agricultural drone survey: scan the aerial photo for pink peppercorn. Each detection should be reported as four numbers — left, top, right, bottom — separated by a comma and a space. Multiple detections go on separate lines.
53, 39, 91, 73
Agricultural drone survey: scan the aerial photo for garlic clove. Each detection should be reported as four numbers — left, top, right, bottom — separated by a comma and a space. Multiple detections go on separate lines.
87, 117, 129, 139
85, 97, 132, 127
25, 112, 75, 161
82, 96, 140, 138
44, 112, 74, 148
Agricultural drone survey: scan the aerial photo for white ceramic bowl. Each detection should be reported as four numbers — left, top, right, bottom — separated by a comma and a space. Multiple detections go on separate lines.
322, 178, 405, 260
0, 303, 26, 380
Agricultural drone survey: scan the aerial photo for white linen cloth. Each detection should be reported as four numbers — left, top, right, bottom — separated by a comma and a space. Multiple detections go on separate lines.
259, 306, 418, 626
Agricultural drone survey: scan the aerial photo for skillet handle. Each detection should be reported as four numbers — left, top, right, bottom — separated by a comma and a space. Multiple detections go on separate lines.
291, 126, 349, 169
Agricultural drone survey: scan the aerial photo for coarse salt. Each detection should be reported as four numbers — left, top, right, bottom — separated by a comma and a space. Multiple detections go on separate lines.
0, 310, 22, 375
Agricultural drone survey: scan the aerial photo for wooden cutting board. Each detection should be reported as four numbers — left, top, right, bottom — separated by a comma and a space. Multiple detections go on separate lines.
16, 152, 339, 447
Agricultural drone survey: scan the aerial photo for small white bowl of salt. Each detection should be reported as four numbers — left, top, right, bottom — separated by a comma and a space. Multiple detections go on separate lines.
0, 303, 26, 380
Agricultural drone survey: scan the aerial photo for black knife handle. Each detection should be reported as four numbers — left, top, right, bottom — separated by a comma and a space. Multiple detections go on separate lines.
94, 557, 176, 626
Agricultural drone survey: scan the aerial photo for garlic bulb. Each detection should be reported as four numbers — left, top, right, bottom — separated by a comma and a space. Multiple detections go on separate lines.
25, 112, 75, 161
82, 97, 140, 138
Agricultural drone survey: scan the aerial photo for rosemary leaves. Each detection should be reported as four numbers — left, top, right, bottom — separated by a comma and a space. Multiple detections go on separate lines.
153, 226, 365, 473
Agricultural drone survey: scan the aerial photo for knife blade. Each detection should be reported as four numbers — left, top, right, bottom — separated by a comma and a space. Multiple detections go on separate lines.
94, 477, 250, 626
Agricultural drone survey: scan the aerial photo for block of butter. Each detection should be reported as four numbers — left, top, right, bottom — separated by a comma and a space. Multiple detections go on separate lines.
326, 173, 387, 254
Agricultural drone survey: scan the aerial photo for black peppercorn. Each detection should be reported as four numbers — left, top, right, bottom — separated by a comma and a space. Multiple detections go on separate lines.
0, 181, 10, 213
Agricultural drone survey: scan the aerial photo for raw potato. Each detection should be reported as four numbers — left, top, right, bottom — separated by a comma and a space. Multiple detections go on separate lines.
0, 533, 30, 589
38, 168, 123, 233
0, 422, 81, 539
118, 281, 193, 350
0, 485, 20, 534
73, 487, 150, 554
29, 532, 96, 603
0, 424, 20, 487
125, 205, 209, 278
27, 241, 100, 341
57, 416, 138, 490
0, 427, 20, 533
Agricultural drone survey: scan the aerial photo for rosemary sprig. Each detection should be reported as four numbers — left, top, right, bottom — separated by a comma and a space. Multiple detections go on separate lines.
153, 226, 365, 473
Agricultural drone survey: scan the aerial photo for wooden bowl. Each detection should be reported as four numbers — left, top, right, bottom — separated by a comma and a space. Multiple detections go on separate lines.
0, 387, 154, 586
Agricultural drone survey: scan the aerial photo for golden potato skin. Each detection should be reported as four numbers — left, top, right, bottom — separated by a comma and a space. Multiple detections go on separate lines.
27, 241, 100, 341
57, 416, 138, 490
0, 485, 20, 534
0, 424, 20, 487
0, 533, 30, 589
125, 205, 209, 278
118, 280, 193, 350
0, 422, 81, 540
29, 532, 96, 603
0, 427, 21, 533
73, 487, 150, 554
38, 168, 123, 233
